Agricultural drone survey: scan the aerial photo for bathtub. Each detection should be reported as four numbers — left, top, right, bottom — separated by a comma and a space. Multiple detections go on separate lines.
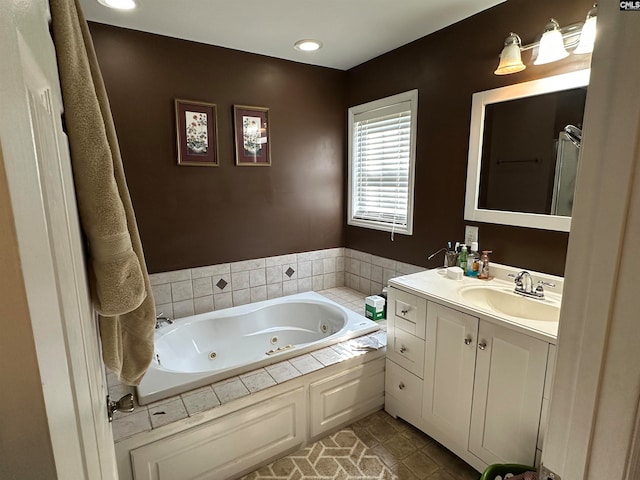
136, 291, 380, 405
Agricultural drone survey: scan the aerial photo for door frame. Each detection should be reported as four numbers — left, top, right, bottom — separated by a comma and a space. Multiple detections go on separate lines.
542, 3, 640, 479
0, 0, 117, 478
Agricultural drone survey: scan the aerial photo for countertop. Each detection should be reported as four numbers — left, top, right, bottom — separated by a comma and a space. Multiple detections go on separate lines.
388, 264, 562, 344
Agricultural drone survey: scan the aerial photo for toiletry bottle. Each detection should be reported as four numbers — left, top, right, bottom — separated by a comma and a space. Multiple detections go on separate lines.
479, 250, 492, 279
467, 242, 480, 277
457, 245, 468, 272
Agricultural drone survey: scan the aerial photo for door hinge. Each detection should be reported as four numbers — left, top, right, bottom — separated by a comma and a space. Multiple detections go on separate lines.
106, 393, 135, 422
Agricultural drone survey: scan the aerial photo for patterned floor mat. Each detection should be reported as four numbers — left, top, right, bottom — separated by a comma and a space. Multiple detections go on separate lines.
240, 428, 395, 480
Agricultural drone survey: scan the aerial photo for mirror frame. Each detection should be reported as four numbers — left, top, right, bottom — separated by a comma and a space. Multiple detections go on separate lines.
464, 69, 590, 232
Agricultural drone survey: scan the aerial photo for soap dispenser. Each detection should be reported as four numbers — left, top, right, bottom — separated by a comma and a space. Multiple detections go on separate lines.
478, 250, 492, 279
467, 242, 480, 277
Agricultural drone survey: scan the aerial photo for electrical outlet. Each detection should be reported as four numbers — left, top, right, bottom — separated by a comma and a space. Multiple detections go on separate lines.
540, 464, 561, 480
465, 225, 478, 246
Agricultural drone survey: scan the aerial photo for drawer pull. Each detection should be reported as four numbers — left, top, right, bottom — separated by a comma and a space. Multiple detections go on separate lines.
398, 382, 405, 390
478, 341, 487, 351
464, 337, 472, 345
400, 345, 407, 353
401, 308, 409, 315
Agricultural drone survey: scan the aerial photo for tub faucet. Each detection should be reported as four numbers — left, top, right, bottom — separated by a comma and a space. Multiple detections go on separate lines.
155, 313, 174, 329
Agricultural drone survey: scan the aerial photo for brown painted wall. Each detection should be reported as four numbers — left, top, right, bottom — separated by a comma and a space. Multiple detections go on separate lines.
91, 0, 592, 277
345, 0, 593, 276
0, 149, 57, 479
89, 23, 347, 274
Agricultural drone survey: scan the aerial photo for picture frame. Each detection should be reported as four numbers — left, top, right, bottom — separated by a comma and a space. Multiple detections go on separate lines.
233, 105, 271, 166
175, 99, 219, 166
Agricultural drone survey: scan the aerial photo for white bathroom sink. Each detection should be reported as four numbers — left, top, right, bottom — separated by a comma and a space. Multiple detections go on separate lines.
458, 285, 560, 322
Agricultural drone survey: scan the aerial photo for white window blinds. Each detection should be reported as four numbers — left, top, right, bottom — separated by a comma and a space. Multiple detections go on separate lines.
348, 90, 417, 235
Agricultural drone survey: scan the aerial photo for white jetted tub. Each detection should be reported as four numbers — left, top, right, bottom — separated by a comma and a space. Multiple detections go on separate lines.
137, 291, 379, 404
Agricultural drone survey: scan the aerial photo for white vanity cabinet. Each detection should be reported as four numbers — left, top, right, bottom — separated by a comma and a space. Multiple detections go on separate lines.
385, 285, 553, 472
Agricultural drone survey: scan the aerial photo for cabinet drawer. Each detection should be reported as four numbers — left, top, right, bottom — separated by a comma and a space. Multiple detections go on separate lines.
389, 288, 427, 339
388, 328, 425, 378
385, 359, 423, 414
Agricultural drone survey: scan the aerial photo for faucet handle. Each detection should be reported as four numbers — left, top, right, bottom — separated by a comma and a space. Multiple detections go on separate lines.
534, 280, 556, 298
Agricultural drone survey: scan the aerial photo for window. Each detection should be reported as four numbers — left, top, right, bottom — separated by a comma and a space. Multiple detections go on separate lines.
348, 90, 418, 236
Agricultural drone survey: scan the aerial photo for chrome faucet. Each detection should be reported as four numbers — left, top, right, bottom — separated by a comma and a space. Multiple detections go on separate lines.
155, 313, 174, 329
509, 271, 555, 299
515, 270, 533, 295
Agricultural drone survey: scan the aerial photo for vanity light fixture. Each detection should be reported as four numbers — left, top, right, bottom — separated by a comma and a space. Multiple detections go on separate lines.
97, 0, 138, 10
494, 4, 597, 75
294, 39, 322, 52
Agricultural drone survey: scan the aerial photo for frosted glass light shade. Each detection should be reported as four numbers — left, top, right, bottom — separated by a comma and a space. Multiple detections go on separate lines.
534, 19, 569, 65
495, 44, 526, 75
494, 33, 526, 75
574, 8, 597, 54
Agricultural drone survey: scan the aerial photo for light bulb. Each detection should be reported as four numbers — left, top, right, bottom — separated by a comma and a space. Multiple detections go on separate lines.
294, 40, 322, 52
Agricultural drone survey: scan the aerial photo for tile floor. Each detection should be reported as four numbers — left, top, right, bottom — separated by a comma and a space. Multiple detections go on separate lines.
242, 410, 481, 480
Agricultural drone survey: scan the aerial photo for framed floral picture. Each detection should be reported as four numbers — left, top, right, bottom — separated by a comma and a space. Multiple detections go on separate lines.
175, 99, 219, 166
233, 105, 271, 166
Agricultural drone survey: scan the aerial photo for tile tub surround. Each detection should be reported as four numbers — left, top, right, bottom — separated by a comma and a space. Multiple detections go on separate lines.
149, 248, 346, 320
109, 287, 386, 442
344, 249, 425, 297
149, 247, 425, 320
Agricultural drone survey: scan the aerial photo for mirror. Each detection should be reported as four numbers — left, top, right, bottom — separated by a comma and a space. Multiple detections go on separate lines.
465, 69, 590, 231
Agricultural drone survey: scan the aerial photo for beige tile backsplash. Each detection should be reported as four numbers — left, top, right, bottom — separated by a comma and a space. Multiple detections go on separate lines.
148, 247, 425, 319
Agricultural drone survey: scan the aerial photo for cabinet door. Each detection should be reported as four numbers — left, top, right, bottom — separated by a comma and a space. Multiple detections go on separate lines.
309, 357, 385, 439
422, 303, 478, 449
130, 388, 306, 480
469, 321, 549, 466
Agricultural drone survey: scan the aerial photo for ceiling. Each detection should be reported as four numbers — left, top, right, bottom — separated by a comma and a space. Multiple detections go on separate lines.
80, 0, 505, 71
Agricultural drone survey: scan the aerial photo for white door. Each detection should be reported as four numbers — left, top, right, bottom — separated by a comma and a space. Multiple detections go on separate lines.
422, 302, 478, 449
0, 1, 117, 478
469, 321, 548, 466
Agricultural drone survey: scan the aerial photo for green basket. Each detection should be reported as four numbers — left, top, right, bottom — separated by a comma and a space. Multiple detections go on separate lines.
480, 463, 534, 480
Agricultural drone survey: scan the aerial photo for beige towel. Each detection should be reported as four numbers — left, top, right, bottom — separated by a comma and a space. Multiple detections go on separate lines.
50, 0, 155, 385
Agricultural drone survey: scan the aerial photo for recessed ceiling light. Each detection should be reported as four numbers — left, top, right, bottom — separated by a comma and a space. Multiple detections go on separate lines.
97, 0, 138, 10
294, 39, 322, 52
